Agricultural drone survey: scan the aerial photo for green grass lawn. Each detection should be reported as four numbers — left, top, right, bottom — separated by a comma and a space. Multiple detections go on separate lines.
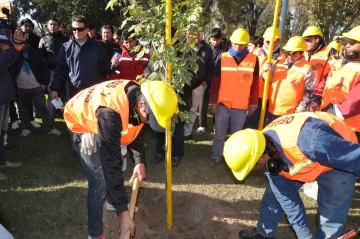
0, 118, 359, 239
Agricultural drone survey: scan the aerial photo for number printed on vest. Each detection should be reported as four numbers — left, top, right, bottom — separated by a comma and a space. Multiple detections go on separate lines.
267, 116, 295, 128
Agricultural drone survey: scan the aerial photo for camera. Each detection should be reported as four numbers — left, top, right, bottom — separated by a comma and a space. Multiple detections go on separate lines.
0, 7, 25, 45
0, 7, 13, 44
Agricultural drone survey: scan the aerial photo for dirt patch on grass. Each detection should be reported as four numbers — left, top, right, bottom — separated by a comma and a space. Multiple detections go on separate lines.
103, 189, 251, 239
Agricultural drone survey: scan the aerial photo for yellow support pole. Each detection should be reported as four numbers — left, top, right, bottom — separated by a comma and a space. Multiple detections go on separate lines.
258, 0, 282, 130
165, 0, 173, 230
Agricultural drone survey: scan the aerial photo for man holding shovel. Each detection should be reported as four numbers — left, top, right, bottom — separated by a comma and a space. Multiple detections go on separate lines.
64, 80, 178, 239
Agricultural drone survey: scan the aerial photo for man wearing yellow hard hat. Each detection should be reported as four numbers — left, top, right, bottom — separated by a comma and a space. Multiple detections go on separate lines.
302, 26, 331, 89
63, 80, 178, 239
224, 112, 360, 239
209, 28, 259, 166
309, 26, 360, 140
245, 27, 286, 129
263, 36, 318, 124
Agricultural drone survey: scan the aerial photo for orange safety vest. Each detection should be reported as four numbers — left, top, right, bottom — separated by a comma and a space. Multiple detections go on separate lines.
218, 51, 257, 109
321, 61, 360, 131
268, 59, 312, 115
64, 80, 144, 145
258, 51, 286, 99
304, 46, 330, 86
263, 112, 358, 182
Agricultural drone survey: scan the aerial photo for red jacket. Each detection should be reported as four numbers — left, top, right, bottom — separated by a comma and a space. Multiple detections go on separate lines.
108, 44, 150, 80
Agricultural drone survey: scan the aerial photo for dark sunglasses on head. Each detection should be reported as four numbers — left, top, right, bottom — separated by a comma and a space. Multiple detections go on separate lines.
72, 27, 86, 32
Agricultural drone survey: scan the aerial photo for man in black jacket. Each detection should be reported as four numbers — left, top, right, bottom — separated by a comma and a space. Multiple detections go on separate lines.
9, 43, 61, 137
51, 16, 119, 100
184, 31, 213, 140
20, 18, 40, 50
0, 29, 26, 180
39, 17, 69, 121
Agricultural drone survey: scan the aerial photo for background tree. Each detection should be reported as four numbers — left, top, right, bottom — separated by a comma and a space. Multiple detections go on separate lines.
107, 0, 203, 125
290, 0, 360, 42
13, 0, 125, 34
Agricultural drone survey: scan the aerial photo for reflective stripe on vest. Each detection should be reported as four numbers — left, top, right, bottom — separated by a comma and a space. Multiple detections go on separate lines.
64, 80, 143, 145
263, 112, 357, 182
218, 52, 257, 109
268, 59, 311, 115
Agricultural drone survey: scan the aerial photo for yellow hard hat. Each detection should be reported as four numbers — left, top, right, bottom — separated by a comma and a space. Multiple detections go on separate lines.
141, 80, 178, 129
328, 40, 341, 51
223, 129, 266, 181
230, 28, 250, 44
342, 26, 360, 42
302, 26, 323, 38
283, 36, 306, 52
263, 27, 281, 40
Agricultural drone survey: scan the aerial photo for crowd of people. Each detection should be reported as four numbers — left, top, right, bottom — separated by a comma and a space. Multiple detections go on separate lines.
1, 13, 360, 239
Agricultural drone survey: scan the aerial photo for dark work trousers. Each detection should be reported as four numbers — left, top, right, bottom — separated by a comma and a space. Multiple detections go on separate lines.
245, 98, 268, 129
0, 104, 9, 165
198, 85, 210, 129
156, 121, 185, 160
17, 87, 54, 131
9, 101, 18, 123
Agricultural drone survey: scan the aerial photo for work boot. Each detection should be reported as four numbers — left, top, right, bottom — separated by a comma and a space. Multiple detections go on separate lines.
0, 173, 8, 180
238, 228, 275, 239
150, 154, 164, 164
0, 161, 22, 168
208, 158, 221, 166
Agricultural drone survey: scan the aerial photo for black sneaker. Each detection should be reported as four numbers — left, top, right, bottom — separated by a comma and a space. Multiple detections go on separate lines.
238, 228, 275, 239
208, 158, 221, 166
150, 154, 164, 164
184, 134, 194, 141
172, 158, 181, 167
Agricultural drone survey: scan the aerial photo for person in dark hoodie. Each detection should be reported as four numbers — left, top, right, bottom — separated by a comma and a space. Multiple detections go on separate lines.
9, 41, 61, 137
183, 30, 214, 141
206, 28, 229, 133
0, 29, 25, 180
20, 18, 40, 50
38, 17, 69, 121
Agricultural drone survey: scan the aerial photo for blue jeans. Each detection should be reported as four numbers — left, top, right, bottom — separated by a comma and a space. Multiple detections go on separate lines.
71, 132, 106, 238
257, 170, 356, 239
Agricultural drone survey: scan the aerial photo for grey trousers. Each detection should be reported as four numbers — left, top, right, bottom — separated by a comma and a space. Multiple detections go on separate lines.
0, 104, 9, 164
17, 87, 54, 131
212, 104, 247, 160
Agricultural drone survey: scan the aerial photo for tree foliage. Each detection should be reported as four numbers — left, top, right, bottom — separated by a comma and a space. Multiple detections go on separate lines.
291, 0, 360, 42
108, 0, 203, 125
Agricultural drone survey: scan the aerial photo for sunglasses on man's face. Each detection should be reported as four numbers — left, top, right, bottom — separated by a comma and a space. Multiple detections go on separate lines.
304, 38, 314, 43
285, 51, 298, 56
72, 27, 86, 32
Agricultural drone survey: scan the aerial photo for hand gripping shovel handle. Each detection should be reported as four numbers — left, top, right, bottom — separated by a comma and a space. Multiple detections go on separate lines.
337, 227, 360, 239
124, 177, 140, 239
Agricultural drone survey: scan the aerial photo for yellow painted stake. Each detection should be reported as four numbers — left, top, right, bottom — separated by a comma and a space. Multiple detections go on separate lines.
165, 0, 173, 230
258, 0, 282, 130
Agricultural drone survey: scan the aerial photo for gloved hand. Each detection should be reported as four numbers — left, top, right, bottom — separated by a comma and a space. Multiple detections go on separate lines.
262, 62, 273, 72
80, 132, 97, 155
